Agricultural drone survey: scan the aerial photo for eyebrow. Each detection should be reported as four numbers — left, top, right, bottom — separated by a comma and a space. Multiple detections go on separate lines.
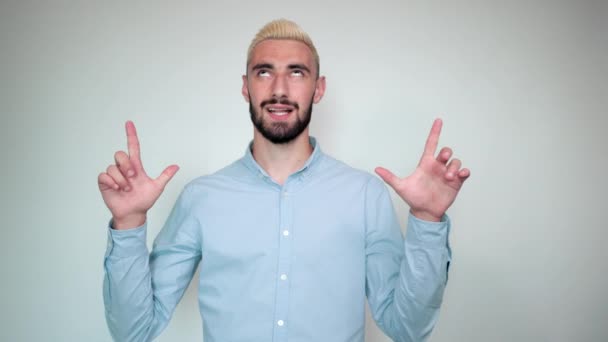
250, 63, 311, 74
251, 63, 274, 72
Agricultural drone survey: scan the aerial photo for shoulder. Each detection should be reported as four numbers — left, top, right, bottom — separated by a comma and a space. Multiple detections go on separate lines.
314, 152, 386, 192
182, 157, 254, 196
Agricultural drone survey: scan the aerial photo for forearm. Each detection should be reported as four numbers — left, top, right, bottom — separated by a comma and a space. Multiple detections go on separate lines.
103, 223, 169, 342
375, 214, 452, 342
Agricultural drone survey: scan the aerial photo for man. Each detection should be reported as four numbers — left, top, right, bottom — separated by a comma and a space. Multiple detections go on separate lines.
100, 19, 470, 342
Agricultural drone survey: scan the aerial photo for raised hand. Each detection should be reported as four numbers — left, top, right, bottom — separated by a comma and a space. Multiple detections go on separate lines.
375, 119, 470, 222
98, 121, 179, 229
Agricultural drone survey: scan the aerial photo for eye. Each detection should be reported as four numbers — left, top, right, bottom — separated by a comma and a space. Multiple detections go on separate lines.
257, 70, 270, 77
291, 70, 304, 76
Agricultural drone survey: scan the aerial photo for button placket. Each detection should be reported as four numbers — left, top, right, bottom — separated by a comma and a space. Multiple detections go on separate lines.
273, 186, 293, 341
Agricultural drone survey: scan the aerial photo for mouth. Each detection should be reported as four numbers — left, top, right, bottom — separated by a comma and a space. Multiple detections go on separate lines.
265, 105, 294, 120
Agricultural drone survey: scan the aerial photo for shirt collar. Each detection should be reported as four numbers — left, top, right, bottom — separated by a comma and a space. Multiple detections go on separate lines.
241, 136, 323, 181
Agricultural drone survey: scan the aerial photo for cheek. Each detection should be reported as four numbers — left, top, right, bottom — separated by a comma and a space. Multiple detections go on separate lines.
291, 83, 316, 100
245, 90, 261, 105
248, 84, 272, 102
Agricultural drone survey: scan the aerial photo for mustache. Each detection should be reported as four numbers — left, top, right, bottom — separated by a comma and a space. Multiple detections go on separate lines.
260, 97, 299, 109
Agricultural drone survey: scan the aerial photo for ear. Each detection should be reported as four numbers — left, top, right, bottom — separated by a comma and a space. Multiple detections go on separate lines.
313, 76, 326, 104
241, 75, 250, 102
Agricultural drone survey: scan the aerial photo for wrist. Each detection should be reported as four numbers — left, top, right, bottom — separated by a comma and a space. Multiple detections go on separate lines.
112, 213, 147, 230
410, 209, 442, 222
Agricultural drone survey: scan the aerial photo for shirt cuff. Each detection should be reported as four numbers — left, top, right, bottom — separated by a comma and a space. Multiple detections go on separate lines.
405, 212, 451, 248
104, 219, 148, 258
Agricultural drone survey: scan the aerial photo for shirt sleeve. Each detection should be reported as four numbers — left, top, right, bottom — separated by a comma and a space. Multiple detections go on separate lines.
103, 185, 202, 342
364, 177, 452, 342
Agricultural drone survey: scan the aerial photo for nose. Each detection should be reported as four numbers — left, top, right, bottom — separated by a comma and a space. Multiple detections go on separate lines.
271, 74, 289, 98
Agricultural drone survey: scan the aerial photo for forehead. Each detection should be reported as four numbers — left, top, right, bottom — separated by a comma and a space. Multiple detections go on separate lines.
249, 39, 314, 69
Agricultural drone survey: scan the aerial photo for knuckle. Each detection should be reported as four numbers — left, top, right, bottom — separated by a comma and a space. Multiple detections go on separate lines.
114, 151, 127, 162
113, 176, 126, 185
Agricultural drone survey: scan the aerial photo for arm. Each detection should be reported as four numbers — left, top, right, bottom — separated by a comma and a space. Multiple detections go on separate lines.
103, 186, 202, 341
98, 121, 192, 341
365, 178, 451, 341
370, 118, 470, 340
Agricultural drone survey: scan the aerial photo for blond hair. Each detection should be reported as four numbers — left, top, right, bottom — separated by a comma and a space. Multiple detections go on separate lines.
247, 19, 320, 76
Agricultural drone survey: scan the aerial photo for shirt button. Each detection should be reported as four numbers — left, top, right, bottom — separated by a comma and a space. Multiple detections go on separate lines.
280, 274, 287, 281
282, 230, 289, 237
277, 320, 284, 326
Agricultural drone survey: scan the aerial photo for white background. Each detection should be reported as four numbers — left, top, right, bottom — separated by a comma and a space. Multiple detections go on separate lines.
1, 1, 606, 341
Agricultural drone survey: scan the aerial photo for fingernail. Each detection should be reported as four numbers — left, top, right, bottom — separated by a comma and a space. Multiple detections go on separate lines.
127, 170, 134, 177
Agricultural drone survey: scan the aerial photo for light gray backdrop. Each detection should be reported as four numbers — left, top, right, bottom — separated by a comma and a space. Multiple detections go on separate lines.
1, 1, 606, 341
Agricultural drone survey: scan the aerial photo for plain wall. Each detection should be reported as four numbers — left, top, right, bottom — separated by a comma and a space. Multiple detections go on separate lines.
1, 1, 606, 341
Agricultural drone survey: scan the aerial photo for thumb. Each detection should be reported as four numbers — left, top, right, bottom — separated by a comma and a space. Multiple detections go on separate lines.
155, 164, 180, 188
374, 167, 400, 190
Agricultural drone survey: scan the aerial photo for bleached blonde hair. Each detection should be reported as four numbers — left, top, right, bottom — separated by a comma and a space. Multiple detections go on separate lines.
247, 19, 320, 77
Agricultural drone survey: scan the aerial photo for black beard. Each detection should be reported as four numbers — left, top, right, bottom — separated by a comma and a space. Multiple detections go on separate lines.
249, 95, 313, 144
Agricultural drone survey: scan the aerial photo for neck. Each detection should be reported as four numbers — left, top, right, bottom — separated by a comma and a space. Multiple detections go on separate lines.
251, 129, 313, 185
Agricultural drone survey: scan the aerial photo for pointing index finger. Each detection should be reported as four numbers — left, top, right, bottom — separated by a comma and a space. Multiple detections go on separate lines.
125, 120, 143, 169
423, 118, 443, 157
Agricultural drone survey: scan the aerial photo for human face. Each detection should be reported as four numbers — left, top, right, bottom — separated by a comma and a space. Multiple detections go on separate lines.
242, 39, 326, 144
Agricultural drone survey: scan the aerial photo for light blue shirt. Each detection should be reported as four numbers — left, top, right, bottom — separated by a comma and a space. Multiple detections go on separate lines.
103, 137, 452, 342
